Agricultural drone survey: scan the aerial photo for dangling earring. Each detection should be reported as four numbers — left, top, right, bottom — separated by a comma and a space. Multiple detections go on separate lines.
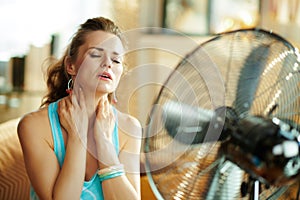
66, 78, 73, 95
112, 91, 118, 104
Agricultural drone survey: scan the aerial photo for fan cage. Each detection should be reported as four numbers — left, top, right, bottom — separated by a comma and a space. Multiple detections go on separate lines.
144, 28, 300, 200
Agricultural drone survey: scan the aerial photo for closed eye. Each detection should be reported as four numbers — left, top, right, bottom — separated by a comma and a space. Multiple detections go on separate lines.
112, 56, 122, 64
112, 59, 121, 64
89, 53, 102, 58
88, 49, 104, 58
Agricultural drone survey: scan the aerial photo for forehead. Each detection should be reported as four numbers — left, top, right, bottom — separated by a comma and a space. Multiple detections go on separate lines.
84, 30, 124, 54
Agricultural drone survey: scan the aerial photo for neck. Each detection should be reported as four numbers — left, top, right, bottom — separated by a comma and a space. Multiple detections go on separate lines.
84, 92, 109, 117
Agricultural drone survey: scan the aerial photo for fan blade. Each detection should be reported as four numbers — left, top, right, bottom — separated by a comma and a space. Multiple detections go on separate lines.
268, 51, 300, 118
205, 159, 244, 200
234, 45, 270, 117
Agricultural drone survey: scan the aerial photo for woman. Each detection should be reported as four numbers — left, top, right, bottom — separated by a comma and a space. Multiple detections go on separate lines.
17, 17, 141, 200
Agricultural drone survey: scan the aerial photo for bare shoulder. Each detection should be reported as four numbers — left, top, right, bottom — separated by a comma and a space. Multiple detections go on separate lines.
18, 107, 49, 139
116, 109, 142, 157
116, 110, 142, 138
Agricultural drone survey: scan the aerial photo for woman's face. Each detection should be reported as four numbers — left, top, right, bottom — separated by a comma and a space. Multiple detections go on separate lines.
73, 30, 124, 97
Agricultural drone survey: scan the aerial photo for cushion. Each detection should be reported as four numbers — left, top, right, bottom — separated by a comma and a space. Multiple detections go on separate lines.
0, 118, 30, 200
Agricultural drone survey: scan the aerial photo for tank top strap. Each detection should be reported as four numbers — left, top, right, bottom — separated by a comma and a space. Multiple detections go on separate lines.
112, 106, 119, 154
48, 101, 66, 167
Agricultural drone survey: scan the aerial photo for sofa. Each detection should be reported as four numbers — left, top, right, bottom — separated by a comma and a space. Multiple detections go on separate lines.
0, 118, 30, 200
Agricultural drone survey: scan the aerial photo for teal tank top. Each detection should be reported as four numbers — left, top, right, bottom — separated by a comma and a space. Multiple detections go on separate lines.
30, 100, 119, 200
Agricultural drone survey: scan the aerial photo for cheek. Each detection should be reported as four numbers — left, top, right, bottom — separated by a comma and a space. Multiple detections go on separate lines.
114, 66, 123, 81
75, 59, 97, 86
76, 57, 98, 75
78, 55, 97, 69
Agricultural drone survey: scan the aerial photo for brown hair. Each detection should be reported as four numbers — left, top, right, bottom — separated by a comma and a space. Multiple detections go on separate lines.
41, 17, 123, 107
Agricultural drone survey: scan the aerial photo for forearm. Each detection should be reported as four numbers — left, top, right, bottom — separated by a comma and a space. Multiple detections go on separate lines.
95, 142, 139, 199
53, 136, 86, 199
97, 141, 120, 169
96, 146, 140, 200
102, 175, 140, 200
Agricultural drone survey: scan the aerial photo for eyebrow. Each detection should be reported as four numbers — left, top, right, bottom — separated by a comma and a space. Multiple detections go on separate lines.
88, 47, 120, 56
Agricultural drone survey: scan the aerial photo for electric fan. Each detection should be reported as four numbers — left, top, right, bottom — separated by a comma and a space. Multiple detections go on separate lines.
144, 29, 300, 200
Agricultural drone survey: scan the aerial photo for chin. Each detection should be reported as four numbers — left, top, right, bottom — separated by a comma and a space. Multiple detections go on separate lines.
95, 87, 113, 94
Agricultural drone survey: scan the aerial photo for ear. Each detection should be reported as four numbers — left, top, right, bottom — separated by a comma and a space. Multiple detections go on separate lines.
64, 56, 77, 76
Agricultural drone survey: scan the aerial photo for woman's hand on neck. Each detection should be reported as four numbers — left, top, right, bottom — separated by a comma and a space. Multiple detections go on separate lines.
76, 89, 109, 117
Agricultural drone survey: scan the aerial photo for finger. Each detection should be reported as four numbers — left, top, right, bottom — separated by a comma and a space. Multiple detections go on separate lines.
72, 79, 80, 97
57, 99, 64, 115
71, 90, 79, 109
58, 98, 63, 109
103, 97, 109, 117
60, 98, 70, 111
102, 97, 108, 118
78, 87, 86, 110
109, 108, 115, 124
57, 98, 69, 123
96, 97, 104, 119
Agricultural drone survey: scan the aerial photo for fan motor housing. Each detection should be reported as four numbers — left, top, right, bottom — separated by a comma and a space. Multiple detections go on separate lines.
221, 116, 300, 186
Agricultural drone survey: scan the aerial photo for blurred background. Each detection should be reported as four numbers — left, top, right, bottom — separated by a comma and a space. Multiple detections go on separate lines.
0, 0, 300, 199
0, 0, 300, 124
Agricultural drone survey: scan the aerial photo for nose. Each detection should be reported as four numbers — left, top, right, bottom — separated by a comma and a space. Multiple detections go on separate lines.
100, 56, 112, 68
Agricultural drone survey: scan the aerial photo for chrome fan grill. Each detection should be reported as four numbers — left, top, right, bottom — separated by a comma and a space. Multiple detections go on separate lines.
145, 29, 300, 200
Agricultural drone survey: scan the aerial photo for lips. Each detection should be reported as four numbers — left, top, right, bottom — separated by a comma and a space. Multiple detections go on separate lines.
98, 71, 112, 80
